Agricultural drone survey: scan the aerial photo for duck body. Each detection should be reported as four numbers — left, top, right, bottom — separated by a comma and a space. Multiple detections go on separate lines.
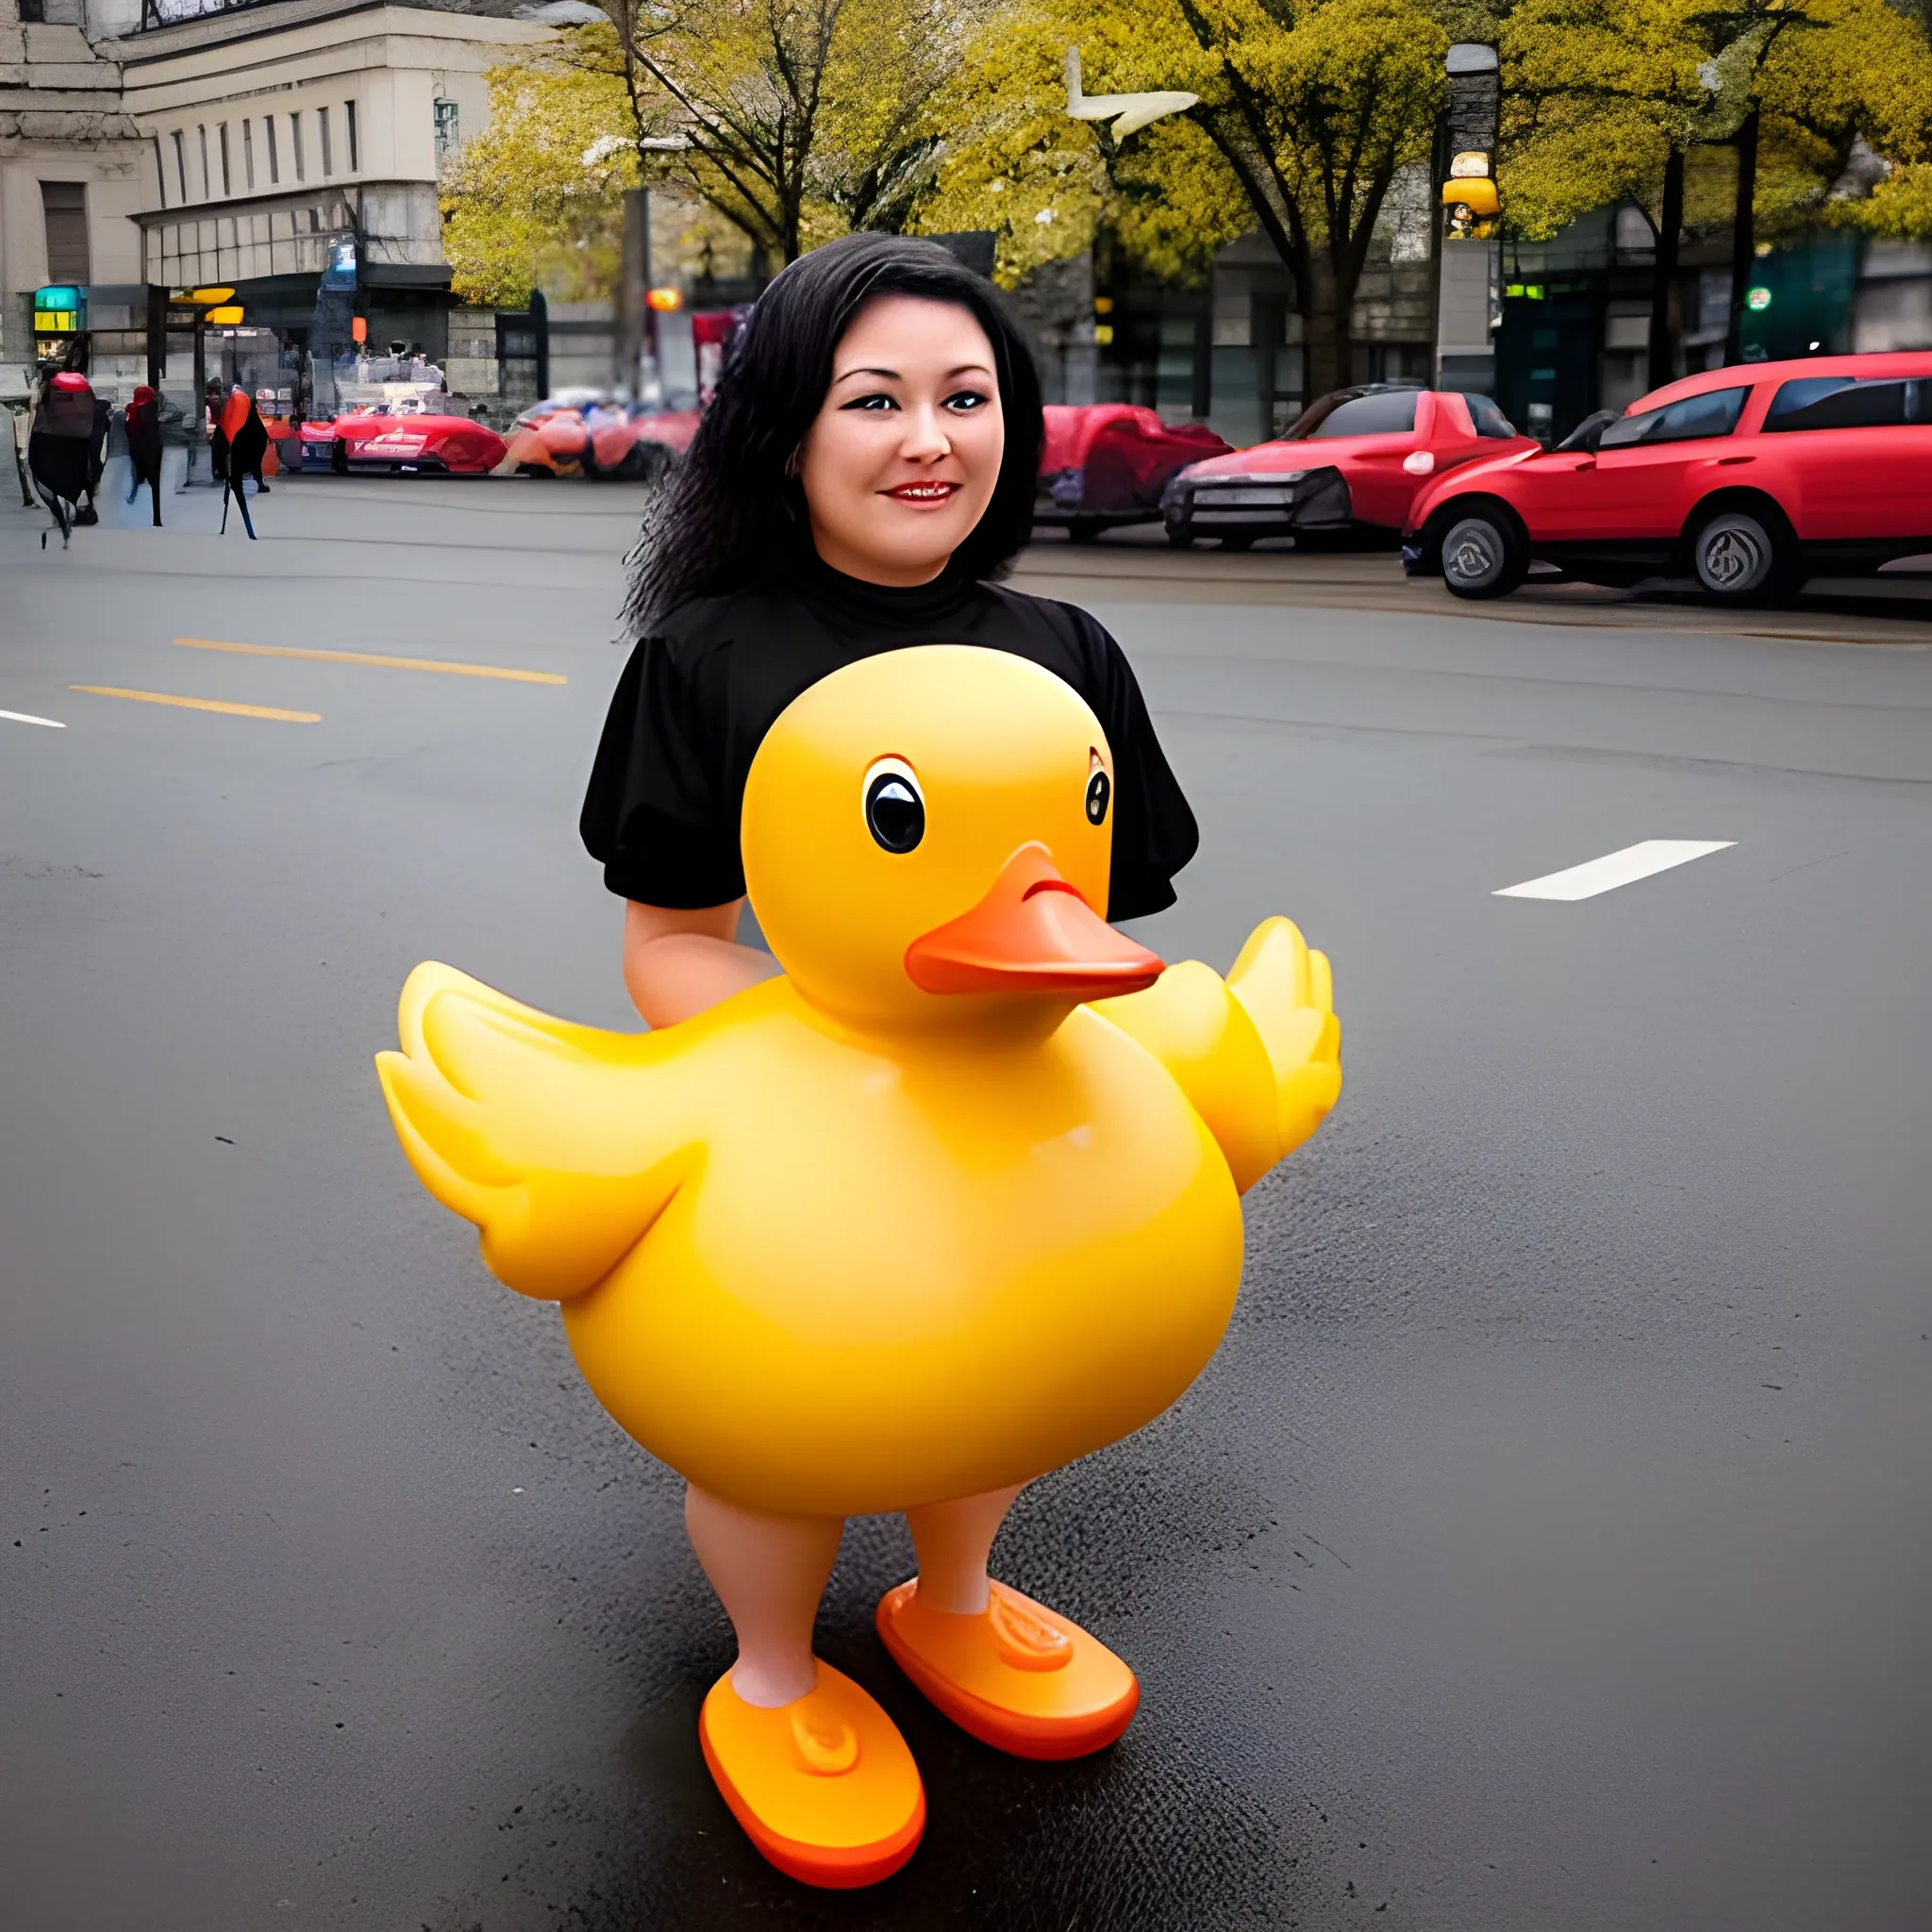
378, 645, 1338, 1522
560, 976, 1241, 1516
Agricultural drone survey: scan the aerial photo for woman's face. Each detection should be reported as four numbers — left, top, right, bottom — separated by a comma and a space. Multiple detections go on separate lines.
796, 294, 1006, 586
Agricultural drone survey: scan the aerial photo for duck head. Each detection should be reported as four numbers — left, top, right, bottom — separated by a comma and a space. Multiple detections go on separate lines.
741, 644, 1163, 1036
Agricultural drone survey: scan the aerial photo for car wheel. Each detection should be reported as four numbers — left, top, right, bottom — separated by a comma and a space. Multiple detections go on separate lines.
329, 439, 348, 476
1165, 525, 1195, 549
1690, 508, 1796, 603
1440, 510, 1528, 599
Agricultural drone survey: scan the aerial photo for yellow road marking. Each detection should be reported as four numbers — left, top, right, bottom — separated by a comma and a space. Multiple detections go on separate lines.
71, 686, 321, 723
173, 637, 566, 685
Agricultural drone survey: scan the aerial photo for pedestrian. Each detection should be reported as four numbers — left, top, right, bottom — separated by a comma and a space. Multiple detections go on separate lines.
218, 385, 268, 539
26, 370, 96, 550
577, 232, 1199, 1867
125, 383, 164, 527
206, 376, 229, 482
75, 390, 110, 525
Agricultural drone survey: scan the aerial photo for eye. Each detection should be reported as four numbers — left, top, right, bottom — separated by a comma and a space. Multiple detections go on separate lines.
841, 391, 899, 411
863, 757, 924, 854
943, 388, 992, 413
1085, 754, 1110, 826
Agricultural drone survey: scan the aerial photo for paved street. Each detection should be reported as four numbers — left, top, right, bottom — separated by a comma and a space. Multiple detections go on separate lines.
3, 470, 1928, 1932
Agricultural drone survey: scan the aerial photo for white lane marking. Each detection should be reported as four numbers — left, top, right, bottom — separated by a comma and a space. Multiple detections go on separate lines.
1, 708, 66, 729
1494, 840, 1735, 902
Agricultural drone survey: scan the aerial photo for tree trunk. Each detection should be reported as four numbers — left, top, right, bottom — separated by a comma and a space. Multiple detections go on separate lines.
1648, 146, 1685, 393
1724, 108, 1760, 366
1302, 257, 1349, 402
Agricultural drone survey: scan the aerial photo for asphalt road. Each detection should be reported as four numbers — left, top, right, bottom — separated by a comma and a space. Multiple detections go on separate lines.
3, 467, 1929, 1932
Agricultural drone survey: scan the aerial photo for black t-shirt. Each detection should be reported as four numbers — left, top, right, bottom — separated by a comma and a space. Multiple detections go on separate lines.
581, 558, 1198, 921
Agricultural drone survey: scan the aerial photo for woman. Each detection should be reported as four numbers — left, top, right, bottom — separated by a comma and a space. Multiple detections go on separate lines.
582, 234, 1199, 1874
124, 384, 163, 527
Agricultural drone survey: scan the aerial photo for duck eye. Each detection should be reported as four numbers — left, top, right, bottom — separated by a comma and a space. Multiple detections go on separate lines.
1085, 768, 1111, 826
863, 758, 924, 854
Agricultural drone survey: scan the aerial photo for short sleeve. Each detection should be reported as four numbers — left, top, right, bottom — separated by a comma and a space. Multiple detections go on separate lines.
579, 634, 747, 908
1062, 607, 1199, 921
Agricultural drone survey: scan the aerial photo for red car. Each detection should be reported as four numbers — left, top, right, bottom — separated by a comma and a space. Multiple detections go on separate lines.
298, 408, 507, 476
1036, 404, 1232, 541
498, 401, 700, 480
1162, 385, 1535, 549
1405, 351, 1932, 602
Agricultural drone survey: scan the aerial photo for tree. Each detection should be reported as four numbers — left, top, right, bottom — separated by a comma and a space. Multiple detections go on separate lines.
1498, 0, 1706, 380
1498, 0, 1932, 375
914, 7, 1253, 286
921, 0, 1449, 400
597, 0, 982, 269
441, 28, 639, 308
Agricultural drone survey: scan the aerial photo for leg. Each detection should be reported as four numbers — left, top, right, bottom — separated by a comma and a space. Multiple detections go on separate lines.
684, 1482, 841, 1707
686, 1483, 923, 1889
879, 1479, 1140, 1759
149, 467, 162, 527
904, 1483, 1023, 1613
236, 475, 256, 539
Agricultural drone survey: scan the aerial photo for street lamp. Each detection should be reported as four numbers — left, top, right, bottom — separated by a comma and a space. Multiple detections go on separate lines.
1063, 48, 1198, 140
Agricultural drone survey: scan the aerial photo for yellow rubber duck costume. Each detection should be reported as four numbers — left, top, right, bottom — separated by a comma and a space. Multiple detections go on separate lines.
376, 644, 1339, 1885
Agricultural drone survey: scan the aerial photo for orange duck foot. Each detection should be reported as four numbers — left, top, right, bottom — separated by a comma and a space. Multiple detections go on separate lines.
875, 1577, 1140, 1761
698, 1663, 924, 1889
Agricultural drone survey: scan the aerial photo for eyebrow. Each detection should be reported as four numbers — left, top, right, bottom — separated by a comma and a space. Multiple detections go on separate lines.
832, 362, 995, 382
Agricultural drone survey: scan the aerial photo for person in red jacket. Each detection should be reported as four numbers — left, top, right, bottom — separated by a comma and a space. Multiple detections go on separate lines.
219, 386, 268, 539
125, 385, 164, 527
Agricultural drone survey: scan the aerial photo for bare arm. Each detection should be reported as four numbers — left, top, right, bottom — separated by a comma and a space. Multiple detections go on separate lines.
623, 898, 780, 1029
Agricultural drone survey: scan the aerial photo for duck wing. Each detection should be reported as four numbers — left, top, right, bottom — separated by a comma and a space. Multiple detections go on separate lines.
1091, 917, 1340, 1193
1225, 917, 1341, 1161
375, 962, 698, 1300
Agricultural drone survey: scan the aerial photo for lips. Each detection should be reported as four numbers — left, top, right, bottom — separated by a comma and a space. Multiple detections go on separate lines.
886, 482, 958, 504
905, 847, 1164, 998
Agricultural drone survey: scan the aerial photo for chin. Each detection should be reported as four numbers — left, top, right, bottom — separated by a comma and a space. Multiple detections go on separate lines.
873, 514, 976, 572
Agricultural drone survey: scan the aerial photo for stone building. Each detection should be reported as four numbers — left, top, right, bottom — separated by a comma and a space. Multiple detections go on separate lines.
2, 0, 549, 417
0, 0, 149, 402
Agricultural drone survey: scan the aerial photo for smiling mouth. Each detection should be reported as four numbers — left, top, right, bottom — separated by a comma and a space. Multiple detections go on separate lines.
885, 481, 959, 504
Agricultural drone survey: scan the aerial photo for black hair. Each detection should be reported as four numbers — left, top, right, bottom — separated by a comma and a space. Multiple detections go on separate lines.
625, 233, 1043, 631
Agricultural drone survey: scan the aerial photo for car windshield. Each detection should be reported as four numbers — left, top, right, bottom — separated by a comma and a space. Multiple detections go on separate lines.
1286, 388, 1421, 440
1763, 375, 1924, 431
1601, 385, 1749, 447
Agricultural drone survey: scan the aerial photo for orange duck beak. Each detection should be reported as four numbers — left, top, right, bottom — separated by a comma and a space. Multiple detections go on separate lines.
904, 846, 1164, 998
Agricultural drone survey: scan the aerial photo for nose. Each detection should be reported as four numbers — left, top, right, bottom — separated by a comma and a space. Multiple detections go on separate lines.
899, 400, 952, 464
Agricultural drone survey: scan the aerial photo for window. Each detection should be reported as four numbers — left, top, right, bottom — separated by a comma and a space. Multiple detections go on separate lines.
153, 135, 167, 209
197, 125, 209, 200
265, 115, 279, 184
1600, 385, 1749, 447
434, 97, 459, 163
1460, 392, 1519, 440
1293, 388, 1420, 439
173, 130, 188, 203
243, 120, 255, 192
345, 99, 358, 172
319, 106, 332, 175
291, 111, 306, 182
19, 0, 45, 19
1763, 375, 1922, 432
219, 123, 231, 197
40, 182, 89, 285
